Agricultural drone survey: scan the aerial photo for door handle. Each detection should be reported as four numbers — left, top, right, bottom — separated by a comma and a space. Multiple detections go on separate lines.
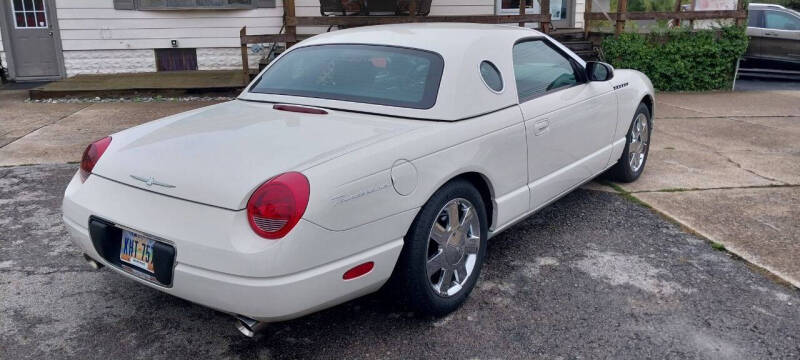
764, 32, 777, 36
533, 119, 550, 136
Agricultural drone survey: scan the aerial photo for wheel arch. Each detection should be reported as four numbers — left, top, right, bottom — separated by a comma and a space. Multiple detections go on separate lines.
641, 94, 654, 121
428, 171, 496, 230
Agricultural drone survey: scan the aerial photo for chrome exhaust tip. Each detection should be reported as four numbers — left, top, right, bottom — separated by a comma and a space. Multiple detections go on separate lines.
234, 315, 266, 337
83, 254, 104, 270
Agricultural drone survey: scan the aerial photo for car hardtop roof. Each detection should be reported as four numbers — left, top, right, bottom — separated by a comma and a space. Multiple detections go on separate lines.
239, 23, 578, 121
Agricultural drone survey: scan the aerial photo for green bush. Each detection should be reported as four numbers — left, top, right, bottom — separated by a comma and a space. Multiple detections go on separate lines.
600, 26, 749, 91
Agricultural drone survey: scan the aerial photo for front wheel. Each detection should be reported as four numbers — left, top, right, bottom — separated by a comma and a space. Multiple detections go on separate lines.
608, 102, 652, 183
387, 179, 488, 316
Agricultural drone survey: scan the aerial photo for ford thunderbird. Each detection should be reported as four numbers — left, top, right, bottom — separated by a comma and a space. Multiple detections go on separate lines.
62, 23, 654, 336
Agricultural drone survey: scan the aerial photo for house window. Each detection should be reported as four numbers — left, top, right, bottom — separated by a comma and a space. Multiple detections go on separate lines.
113, 0, 276, 10
497, 0, 537, 14
12, 0, 48, 28
139, 0, 253, 9
495, 0, 564, 21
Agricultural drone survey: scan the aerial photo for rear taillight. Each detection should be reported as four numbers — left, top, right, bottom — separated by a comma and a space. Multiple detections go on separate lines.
79, 136, 112, 183
247, 172, 310, 239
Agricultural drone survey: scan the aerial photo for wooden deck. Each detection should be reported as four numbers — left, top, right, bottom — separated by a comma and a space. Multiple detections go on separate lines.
29, 70, 248, 99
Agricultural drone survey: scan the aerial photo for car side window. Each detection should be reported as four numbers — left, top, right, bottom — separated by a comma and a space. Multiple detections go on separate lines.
765, 10, 800, 30
512, 40, 579, 102
748, 10, 763, 28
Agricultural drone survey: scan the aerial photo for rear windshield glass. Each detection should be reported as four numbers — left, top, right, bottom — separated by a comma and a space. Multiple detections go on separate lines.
249, 44, 444, 109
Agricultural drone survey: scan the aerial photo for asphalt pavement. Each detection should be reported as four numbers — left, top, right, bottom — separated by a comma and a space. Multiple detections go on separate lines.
1, 164, 798, 359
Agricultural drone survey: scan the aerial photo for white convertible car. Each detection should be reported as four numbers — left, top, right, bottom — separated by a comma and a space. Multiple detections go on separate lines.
63, 23, 653, 336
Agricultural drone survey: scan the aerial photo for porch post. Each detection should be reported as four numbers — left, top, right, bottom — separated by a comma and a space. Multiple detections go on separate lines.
284, 0, 297, 47
584, 0, 592, 39
240, 27, 250, 85
735, 0, 745, 26
614, 0, 627, 36
519, 0, 526, 27
541, 0, 551, 33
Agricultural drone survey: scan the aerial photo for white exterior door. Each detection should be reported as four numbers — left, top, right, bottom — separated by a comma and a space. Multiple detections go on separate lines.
513, 39, 617, 210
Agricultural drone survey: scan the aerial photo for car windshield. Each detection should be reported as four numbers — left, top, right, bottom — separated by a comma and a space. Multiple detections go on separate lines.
249, 44, 444, 109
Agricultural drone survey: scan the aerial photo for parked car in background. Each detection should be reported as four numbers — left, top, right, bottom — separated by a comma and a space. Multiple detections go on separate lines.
746, 3, 800, 66
62, 23, 654, 337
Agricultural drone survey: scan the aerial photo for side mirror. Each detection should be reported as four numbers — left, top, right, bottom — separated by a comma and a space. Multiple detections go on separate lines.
586, 61, 614, 82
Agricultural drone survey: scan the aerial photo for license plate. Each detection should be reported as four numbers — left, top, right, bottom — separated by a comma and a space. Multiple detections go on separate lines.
120, 230, 155, 273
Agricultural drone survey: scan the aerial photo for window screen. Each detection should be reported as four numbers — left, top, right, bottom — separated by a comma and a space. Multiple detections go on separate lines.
512, 40, 578, 101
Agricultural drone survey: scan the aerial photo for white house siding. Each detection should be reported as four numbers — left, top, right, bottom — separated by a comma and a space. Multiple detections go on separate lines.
574, 0, 585, 28
52, 0, 583, 77
55, 0, 285, 75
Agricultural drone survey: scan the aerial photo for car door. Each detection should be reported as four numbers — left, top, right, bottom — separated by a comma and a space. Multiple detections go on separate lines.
513, 39, 617, 211
761, 10, 800, 63
746, 9, 765, 59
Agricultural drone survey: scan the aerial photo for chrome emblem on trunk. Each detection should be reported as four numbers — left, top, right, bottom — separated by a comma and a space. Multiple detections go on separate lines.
130, 175, 176, 188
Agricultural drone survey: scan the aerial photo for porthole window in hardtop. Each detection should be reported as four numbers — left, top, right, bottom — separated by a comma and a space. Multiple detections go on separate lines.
479, 61, 503, 92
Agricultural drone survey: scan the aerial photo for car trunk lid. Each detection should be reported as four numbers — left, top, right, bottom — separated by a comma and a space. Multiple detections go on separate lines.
92, 100, 428, 210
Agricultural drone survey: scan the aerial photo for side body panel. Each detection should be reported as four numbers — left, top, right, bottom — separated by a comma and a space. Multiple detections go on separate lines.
302, 106, 529, 234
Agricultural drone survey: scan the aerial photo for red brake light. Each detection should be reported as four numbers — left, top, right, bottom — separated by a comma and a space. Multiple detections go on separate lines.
79, 136, 112, 183
247, 172, 310, 239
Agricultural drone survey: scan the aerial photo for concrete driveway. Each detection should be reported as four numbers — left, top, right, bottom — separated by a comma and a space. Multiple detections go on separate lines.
1, 164, 798, 359
616, 91, 800, 288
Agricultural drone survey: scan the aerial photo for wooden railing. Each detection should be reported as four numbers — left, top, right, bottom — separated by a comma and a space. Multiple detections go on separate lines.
240, 0, 552, 82
583, 0, 748, 38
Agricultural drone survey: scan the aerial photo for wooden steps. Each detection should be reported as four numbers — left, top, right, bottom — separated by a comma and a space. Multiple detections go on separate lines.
549, 29, 598, 60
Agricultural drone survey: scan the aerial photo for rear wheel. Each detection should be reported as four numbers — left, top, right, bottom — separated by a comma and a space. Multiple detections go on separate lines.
388, 179, 488, 316
608, 102, 652, 182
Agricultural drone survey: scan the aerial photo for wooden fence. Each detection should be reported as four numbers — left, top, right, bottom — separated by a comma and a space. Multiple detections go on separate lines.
584, 0, 748, 37
240, 0, 748, 81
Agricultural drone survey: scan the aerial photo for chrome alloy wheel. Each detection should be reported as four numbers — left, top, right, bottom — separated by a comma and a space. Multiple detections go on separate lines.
426, 198, 481, 297
628, 112, 650, 173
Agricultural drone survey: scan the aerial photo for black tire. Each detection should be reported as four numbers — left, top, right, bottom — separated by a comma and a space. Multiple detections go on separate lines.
608, 102, 652, 183
386, 179, 488, 316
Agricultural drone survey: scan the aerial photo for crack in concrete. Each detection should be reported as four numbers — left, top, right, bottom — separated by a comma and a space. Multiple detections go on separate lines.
0, 103, 93, 151
656, 101, 716, 116
630, 184, 800, 194
654, 126, 788, 185
657, 115, 800, 120
715, 150, 786, 184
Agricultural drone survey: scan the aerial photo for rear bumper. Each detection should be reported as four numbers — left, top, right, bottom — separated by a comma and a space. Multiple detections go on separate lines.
62, 172, 413, 321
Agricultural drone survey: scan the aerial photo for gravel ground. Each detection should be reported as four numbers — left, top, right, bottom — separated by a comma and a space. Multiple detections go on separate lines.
1, 164, 799, 360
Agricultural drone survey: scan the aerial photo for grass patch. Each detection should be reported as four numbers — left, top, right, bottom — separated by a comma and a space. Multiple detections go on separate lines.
597, 180, 653, 209
656, 187, 692, 193
710, 242, 726, 251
